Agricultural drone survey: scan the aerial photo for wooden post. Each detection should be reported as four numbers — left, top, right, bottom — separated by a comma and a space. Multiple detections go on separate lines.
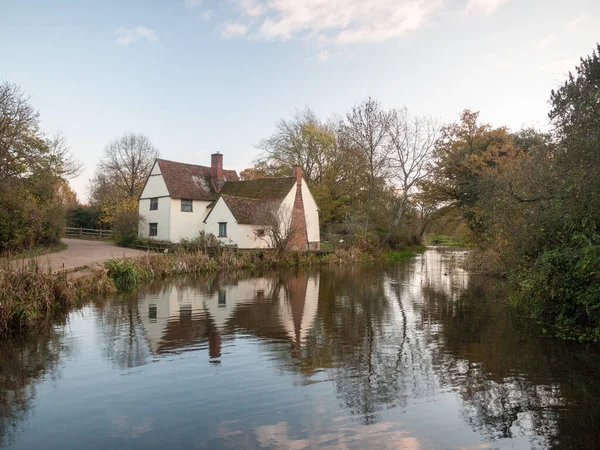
100, 229, 103, 239
79, 227, 82, 237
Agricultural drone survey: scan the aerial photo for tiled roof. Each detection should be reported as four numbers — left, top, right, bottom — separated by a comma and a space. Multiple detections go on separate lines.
220, 177, 296, 200
221, 195, 272, 225
156, 158, 239, 201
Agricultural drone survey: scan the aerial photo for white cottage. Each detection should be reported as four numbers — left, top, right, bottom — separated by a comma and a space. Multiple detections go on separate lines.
138, 153, 320, 250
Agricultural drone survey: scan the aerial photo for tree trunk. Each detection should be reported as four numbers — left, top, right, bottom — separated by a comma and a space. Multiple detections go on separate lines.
380, 196, 408, 247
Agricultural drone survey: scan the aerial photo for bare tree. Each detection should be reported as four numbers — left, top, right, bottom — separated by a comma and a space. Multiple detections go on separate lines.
89, 133, 159, 222
341, 97, 392, 242
98, 133, 159, 198
381, 108, 440, 246
44, 132, 83, 180
254, 201, 302, 253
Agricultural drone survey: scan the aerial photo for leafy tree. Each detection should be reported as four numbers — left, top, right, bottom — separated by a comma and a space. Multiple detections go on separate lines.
0, 82, 80, 252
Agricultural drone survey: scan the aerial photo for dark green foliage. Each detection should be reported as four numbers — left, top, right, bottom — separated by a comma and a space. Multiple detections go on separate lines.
112, 211, 144, 247
385, 250, 416, 262
0, 82, 79, 253
511, 244, 600, 338
66, 206, 102, 229
507, 44, 600, 340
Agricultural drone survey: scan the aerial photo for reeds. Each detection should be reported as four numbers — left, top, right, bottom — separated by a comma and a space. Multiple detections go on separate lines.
0, 261, 116, 335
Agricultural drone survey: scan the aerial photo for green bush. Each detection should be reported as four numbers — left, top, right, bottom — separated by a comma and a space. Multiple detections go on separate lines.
385, 250, 416, 262
112, 211, 144, 247
510, 244, 600, 337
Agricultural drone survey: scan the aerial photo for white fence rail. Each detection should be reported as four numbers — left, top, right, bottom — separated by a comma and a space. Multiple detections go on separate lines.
64, 227, 113, 240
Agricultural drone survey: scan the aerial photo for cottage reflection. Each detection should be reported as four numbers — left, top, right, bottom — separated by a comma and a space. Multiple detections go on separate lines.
136, 272, 321, 360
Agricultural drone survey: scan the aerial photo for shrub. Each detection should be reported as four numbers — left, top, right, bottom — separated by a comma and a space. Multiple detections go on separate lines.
386, 250, 416, 262
179, 232, 222, 253
510, 244, 600, 338
112, 211, 144, 247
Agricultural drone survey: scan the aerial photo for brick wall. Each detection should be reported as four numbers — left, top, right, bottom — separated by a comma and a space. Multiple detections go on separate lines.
289, 166, 308, 251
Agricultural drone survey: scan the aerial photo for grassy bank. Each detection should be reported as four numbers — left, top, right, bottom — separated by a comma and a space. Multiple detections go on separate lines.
1, 247, 384, 336
0, 263, 116, 335
105, 248, 375, 290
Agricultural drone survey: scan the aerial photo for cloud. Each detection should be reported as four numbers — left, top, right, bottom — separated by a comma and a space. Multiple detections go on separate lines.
317, 50, 329, 61
221, 22, 248, 38
534, 34, 556, 50
229, 0, 443, 44
201, 10, 214, 21
115, 26, 157, 45
464, 0, 508, 15
566, 14, 587, 32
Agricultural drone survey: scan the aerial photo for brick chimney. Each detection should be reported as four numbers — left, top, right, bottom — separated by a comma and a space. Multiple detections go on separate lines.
211, 152, 224, 179
292, 165, 303, 185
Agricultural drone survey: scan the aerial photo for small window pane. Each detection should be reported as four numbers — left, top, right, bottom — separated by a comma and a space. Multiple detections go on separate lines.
150, 198, 158, 210
218, 222, 227, 237
149, 223, 158, 236
181, 199, 193, 212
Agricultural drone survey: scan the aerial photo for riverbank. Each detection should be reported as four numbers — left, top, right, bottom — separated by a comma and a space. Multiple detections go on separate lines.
0, 247, 392, 336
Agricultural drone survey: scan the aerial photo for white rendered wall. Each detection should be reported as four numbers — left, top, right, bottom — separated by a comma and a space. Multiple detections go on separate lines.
169, 199, 211, 242
139, 197, 171, 240
138, 162, 171, 240
236, 224, 270, 249
204, 197, 270, 249
301, 179, 321, 244
278, 185, 296, 233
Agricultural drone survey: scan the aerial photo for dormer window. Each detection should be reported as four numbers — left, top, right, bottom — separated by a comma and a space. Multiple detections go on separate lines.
181, 199, 193, 212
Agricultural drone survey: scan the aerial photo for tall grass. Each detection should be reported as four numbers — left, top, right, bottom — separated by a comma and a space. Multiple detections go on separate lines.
104, 248, 376, 290
0, 261, 116, 335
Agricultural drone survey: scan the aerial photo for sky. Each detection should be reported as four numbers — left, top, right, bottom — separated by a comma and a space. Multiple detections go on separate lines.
2, 0, 599, 202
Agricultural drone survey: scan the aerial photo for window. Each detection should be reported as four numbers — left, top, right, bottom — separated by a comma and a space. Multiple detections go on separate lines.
218, 290, 226, 307
181, 199, 193, 212
218, 222, 227, 237
150, 197, 158, 210
148, 304, 157, 322
149, 223, 158, 237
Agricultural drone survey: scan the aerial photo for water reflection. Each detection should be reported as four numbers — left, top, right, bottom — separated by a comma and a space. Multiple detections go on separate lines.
0, 324, 71, 447
1, 250, 600, 449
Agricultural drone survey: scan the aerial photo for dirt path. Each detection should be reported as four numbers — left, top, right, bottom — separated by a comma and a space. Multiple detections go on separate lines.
12, 238, 147, 272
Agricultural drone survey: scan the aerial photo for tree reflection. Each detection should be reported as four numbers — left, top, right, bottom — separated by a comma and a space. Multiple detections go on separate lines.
95, 293, 151, 369
417, 251, 600, 449
0, 324, 71, 447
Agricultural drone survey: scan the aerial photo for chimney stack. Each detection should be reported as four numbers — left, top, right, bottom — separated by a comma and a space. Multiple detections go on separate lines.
211, 152, 223, 180
292, 165, 303, 185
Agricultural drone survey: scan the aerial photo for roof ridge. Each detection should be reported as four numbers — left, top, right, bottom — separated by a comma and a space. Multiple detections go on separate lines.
232, 176, 295, 181
156, 158, 210, 169
221, 194, 265, 201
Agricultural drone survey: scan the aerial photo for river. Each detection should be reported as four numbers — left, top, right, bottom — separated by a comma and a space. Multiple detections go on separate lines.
1, 249, 599, 449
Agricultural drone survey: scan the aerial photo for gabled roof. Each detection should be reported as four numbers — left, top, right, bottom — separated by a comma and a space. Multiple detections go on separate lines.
220, 177, 296, 200
204, 177, 297, 226
156, 158, 239, 201
221, 195, 270, 225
